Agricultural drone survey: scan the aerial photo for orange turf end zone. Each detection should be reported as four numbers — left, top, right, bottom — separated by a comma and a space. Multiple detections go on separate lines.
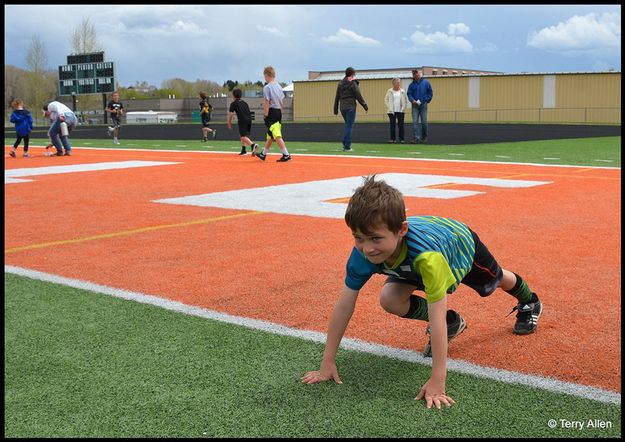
4, 146, 621, 393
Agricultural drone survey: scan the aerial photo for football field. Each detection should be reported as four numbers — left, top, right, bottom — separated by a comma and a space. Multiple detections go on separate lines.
4, 144, 621, 437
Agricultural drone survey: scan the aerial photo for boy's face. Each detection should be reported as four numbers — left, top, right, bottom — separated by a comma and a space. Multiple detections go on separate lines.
352, 222, 408, 265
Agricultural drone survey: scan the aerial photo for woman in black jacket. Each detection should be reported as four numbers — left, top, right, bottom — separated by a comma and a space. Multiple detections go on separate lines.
333, 67, 368, 151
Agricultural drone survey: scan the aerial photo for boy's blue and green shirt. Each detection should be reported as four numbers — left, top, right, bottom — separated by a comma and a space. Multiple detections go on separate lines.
345, 216, 476, 303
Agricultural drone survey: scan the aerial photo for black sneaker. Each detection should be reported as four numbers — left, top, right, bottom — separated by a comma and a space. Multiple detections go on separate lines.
250, 143, 259, 157
423, 310, 467, 357
9, 150, 16, 157
202, 137, 208, 142
276, 154, 291, 162
257, 152, 266, 161
509, 293, 543, 335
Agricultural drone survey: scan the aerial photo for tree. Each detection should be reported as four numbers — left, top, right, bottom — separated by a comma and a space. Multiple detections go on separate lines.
194, 79, 222, 96
71, 17, 102, 54
5, 65, 25, 107
23, 35, 56, 121
161, 78, 194, 99
26, 34, 47, 74
224, 80, 238, 91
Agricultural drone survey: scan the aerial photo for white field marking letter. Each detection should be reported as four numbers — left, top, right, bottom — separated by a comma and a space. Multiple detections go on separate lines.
154, 173, 551, 219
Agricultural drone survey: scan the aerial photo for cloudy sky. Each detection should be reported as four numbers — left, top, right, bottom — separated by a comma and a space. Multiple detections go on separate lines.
4, 4, 621, 87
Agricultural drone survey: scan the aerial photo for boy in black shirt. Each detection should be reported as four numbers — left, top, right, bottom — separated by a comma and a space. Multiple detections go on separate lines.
105, 91, 124, 145
227, 88, 258, 155
198, 92, 216, 142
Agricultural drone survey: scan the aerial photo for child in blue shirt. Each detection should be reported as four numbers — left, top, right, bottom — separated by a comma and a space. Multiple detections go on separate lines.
9, 99, 34, 158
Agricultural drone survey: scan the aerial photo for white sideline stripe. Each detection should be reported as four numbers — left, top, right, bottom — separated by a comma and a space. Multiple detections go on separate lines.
5, 264, 620, 406
67, 146, 621, 170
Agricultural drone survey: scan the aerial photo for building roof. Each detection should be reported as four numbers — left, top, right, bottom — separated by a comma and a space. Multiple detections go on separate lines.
297, 69, 620, 83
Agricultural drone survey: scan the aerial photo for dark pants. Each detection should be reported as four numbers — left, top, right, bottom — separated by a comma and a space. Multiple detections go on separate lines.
388, 112, 405, 142
340, 108, 356, 149
14, 135, 30, 152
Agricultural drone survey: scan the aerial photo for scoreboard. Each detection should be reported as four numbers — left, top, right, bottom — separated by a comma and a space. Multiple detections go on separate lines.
58, 51, 116, 95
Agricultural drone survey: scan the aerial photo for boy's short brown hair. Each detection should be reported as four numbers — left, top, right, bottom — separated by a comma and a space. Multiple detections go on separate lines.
199, 91, 207, 99
345, 175, 406, 234
263, 66, 276, 78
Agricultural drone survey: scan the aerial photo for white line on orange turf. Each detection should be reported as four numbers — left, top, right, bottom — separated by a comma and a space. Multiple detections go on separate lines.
5, 264, 620, 406
53, 146, 621, 170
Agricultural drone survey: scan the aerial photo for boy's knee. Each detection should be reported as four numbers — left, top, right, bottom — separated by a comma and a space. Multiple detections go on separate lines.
379, 287, 410, 315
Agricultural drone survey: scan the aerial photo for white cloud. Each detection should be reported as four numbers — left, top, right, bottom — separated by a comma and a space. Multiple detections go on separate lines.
256, 25, 288, 38
527, 12, 621, 53
322, 28, 381, 46
448, 23, 471, 35
407, 30, 473, 54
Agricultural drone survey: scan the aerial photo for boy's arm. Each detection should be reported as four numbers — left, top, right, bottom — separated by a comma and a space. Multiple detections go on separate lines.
263, 99, 269, 118
415, 296, 456, 409
407, 83, 415, 103
353, 83, 368, 112
413, 251, 457, 408
227, 111, 234, 128
301, 285, 359, 385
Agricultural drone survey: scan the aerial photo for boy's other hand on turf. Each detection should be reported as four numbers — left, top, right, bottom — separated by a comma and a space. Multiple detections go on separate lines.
301, 363, 342, 384
415, 377, 456, 409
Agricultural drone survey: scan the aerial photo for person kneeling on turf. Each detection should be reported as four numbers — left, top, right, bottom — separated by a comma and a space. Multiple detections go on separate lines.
301, 175, 543, 409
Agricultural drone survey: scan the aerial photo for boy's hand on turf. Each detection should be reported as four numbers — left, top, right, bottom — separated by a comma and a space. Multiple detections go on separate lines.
415, 377, 456, 409
301, 364, 342, 385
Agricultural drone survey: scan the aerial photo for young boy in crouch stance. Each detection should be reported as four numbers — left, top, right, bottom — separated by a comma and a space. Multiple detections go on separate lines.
301, 175, 543, 409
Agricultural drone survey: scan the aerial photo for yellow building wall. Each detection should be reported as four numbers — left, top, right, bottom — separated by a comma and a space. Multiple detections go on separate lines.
293, 72, 621, 124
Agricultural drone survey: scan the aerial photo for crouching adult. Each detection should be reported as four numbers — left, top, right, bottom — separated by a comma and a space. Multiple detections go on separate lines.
43, 101, 77, 156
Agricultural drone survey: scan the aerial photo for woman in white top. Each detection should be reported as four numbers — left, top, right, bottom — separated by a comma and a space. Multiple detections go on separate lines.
383, 78, 408, 143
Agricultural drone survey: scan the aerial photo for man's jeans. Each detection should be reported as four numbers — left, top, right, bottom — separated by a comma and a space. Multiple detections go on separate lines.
340, 108, 356, 149
48, 112, 77, 154
411, 103, 428, 141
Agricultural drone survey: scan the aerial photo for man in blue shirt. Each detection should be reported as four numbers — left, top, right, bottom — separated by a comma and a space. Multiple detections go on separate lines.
407, 69, 433, 143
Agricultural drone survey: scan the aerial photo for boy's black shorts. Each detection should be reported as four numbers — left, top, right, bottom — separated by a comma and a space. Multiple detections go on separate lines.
385, 229, 503, 297
461, 229, 504, 296
238, 120, 252, 137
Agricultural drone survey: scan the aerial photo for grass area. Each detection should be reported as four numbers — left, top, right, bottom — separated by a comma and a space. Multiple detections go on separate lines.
5, 273, 621, 438
5, 136, 621, 167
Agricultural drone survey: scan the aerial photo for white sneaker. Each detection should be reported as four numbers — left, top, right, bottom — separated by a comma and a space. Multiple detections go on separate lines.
114, 138, 120, 145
